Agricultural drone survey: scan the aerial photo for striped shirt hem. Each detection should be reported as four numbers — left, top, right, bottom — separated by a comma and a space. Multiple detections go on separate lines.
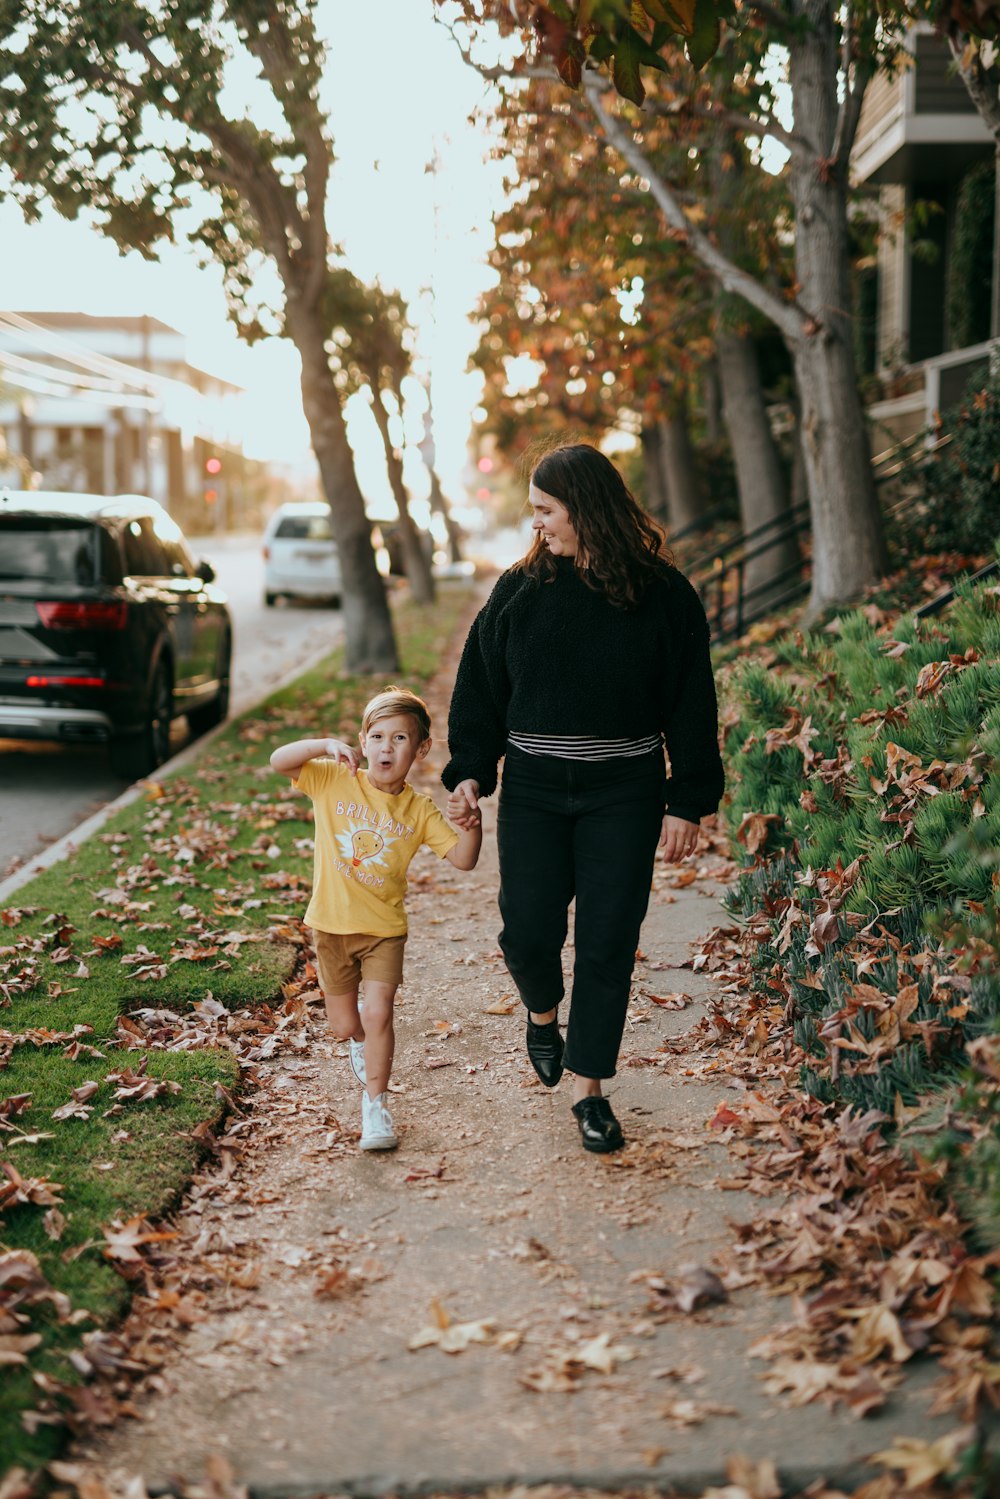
507, 732, 662, 762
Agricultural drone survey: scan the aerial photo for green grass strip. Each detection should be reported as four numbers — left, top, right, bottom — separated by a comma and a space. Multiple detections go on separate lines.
0, 585, 474, 1468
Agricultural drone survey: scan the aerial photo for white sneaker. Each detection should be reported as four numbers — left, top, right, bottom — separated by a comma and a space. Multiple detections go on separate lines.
360, 1091, 398, 1151
348, 1037, 366, 1087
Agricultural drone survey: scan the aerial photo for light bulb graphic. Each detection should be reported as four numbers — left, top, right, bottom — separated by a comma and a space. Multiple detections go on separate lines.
351, 829, 384, 867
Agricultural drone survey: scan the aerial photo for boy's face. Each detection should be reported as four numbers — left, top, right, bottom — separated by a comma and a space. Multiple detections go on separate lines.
359, 712, 430, 793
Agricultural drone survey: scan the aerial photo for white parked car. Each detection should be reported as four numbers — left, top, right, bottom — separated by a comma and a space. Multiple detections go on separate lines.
262, 501, 342, 607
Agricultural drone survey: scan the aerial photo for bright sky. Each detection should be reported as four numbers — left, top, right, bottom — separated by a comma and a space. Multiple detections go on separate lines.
0, 1, 506, 520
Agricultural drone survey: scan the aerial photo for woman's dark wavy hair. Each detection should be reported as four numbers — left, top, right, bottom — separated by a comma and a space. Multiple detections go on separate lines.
516, 444, 672, 608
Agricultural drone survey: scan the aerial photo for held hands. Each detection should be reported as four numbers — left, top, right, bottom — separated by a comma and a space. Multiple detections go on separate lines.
659, 814, 699, 864
324, 738, 359, 774
447, 778, 481, 830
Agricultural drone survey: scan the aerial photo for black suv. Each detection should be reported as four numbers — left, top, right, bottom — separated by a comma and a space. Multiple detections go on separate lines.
0, 491, 232, 779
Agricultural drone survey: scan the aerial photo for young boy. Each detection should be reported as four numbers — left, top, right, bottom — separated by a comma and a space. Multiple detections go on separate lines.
270, 687, 481, 1151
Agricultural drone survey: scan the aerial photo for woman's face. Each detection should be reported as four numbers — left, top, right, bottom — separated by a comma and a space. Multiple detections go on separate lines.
528, 483, 579, 559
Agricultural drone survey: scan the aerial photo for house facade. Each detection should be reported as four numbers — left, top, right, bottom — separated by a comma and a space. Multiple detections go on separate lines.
0, 311, 289, 531
851, 25, 998, 443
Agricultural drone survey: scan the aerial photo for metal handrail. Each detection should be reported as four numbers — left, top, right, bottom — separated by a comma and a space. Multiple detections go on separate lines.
686, 425, 962, 644
686, 501, 810, 576
695, 504, 813, 640
914, 559, 1000, 619
668, 500, 732, 546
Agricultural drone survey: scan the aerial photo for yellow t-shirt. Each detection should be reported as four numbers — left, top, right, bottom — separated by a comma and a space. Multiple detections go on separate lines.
296, 759, 459, 937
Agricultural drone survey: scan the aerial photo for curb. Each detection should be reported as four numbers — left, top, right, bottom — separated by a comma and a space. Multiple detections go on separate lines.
0, 634, 344, 908
133, 1455, 933, 1499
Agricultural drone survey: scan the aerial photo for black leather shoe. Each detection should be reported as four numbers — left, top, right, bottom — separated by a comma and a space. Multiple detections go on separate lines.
526, 1017, 564, 1087
572, 1096, 625, 1153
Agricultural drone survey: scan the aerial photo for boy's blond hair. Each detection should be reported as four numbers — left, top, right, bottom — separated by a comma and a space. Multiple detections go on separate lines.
361, 686, 432, 742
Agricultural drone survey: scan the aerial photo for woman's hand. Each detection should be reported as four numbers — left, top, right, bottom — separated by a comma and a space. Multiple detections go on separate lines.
659, 814, 699, 863
324, 738, 359, 773
447, 779, 481, 829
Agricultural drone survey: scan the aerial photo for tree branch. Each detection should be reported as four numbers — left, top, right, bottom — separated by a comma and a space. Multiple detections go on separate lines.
242, 13, 330, 307
831, 1, 875, 169
643, 95, 804, 161
117, 20, 306, 288
832, 59, 872, 169
948, 36, 1000, 139
745, 0, 796, 31
583, 74, 806, 343
436, 12, 555, 84
71, 47, 287, 270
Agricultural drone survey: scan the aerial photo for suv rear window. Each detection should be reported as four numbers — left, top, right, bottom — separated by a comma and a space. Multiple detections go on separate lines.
0, 518, 100, 585
274, 515, 333, 542
122, 517, 172, 577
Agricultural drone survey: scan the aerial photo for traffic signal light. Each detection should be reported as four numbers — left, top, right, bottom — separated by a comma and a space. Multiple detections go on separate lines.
204, 454, 222, 503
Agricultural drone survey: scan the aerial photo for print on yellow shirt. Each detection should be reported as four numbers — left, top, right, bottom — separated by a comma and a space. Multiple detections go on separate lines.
295, 758, 459, 937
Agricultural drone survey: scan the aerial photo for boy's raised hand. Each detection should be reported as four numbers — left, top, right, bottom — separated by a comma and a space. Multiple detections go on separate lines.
325, 738, 360, 774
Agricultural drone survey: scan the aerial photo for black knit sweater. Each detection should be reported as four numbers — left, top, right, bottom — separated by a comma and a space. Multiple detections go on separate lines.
441, 558, 725, 824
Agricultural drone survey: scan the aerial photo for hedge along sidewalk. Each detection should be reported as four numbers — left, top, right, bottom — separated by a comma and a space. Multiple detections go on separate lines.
0, 585, 475, 1472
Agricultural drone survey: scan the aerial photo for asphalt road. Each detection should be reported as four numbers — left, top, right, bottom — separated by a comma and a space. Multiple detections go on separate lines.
0, 534, 344, 880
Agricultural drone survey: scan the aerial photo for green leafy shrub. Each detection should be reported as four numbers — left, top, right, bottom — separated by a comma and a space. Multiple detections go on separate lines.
945, 159, 996, 351
722, 575, 1000, 1115
915, 373, 1000, 553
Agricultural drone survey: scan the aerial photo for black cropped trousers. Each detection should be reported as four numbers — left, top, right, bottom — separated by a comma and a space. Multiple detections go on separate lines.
497, 745, 666, 1080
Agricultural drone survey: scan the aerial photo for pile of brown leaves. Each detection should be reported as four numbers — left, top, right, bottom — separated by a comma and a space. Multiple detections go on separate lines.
655, 917, 1000, 1442
1, 972, 339, 1441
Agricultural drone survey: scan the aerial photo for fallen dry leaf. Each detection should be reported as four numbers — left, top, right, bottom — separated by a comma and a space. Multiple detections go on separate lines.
661, 1395, 739, 1425
649, 1263, 728, 1314
574, 1331, 636, 1374
408, 1298, 496, 1354
520, 1332, 636, 1392
101, 1216, 179, 1264
869, 1427, 974, 1487
724, 1453, 782, 1499
482, 996, 517, 1015
0, 1331, 43, 1365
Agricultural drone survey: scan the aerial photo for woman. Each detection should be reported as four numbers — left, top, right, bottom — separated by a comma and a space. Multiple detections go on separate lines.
443, 444, 723, 1153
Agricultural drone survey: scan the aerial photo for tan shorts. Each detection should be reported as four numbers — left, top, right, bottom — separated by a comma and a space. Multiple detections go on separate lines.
312, 929, 407, 993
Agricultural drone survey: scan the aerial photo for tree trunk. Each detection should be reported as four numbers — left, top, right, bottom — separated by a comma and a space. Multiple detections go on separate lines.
585, 30, 887, 616
791, 334, 886, 611
640, 421, 670, 525
716, 327, 797, 613
425, 463, 465, 564
368, 388, 436, 605
709, 129, 797, 615
788, 0, 887, 614
789, 395, 808, 515
658, 402, 707, 535
287, 307, 399, 673
702, 360, 723, 445
417, 401, 465, 563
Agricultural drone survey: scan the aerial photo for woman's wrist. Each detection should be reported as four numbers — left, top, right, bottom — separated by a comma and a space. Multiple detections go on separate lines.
664, 806, 700, 827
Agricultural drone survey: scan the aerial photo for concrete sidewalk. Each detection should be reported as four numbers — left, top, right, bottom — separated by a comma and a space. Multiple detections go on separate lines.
69, 698, 964, 1496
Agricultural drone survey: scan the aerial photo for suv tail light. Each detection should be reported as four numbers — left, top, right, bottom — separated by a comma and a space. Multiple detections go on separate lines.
262, 545, 270, 561
26, 675, 108, 689
35, 601, 128, 630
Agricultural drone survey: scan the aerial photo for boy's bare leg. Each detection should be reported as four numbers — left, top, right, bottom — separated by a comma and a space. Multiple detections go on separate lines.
324, 988, 364, 1044
359, 980, 397, 1098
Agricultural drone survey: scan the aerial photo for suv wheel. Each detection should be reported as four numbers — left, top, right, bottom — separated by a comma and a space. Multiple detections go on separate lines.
187, 634, 232, 736
110, 660, 173, 780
